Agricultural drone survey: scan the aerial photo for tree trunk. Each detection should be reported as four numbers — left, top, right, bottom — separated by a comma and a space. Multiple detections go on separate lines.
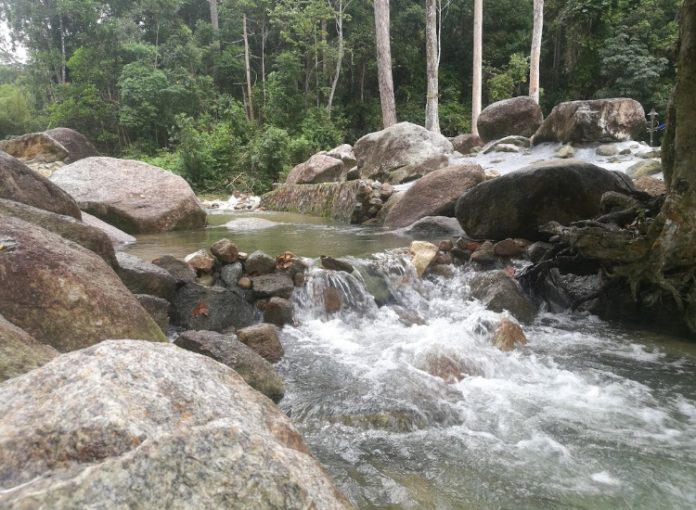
243, 13, 254, 122
374, 0, 397, 128
471, 0, 483, 136
261, 19, 268, 105
425, 0, 440, 132
327, 1, 345, 117
209, 0, 220, 50
529, 0, 544, 103
59, 13, 66, 84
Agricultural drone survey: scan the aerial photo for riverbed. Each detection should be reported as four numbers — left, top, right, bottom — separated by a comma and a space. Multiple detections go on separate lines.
125, 212, 696, 509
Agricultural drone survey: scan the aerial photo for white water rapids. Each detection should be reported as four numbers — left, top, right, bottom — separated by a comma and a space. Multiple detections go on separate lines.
277, 252, 696, 509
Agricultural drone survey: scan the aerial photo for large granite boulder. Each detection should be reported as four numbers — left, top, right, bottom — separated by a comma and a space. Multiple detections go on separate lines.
81, 212, 136, 245
0, 340, 351, 509
0, 198, 117, 267
43, 127, 99, 161
174, 330, 284, 403
0, 217, 166, 351
0, 127, 97, 167
286, 154, 345, 185
450, 133, 483, 154
532, 98, 646, 144
116, 252, 177, 301
476, 97, 543, 142
50, 157, 207, 233
0, 151, 81, 219
455, 160, 634, 241
0, 313, 57, 382
354, 122, 453, 183
171, 282, 258, 331
384, 163, 485, 228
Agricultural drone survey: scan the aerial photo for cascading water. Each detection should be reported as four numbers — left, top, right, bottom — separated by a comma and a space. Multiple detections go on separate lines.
279, 251, 696, 509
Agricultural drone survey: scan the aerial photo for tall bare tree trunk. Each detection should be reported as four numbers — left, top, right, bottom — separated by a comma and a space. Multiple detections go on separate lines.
327, 1, 346, 117
261, 19, 268, 106
425, 0, 440, 132
374, 0, 397, 128
471, 0, 483, 136
243, 13, 254, 122
209, 0, 220, 50
529, 0, 544, 103
59, 13, 66, 84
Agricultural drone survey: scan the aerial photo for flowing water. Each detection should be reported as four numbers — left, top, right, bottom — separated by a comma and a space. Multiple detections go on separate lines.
126, 212, 696, 509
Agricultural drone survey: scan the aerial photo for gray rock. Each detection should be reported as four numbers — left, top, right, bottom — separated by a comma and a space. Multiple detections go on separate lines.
237, 323, 284, 363
174, 330, 284, 402
0, 151, 82, 219
555, 144, 576, 158
224, 217, 280, 230
596, 144, 619, 157
325, 143, 357, 166
469, 270, 537, 323
135, 294, 169, 334
626, 159, 662, 178
401, 216, 464, 238
532, 98, 646, 144
116, 252, 177, 301
220, 262, 244, 287
450, 133, 483, 155
171, 282, 258, 331
50, 157, 207, 233
210, 238, 239, 263
246, 250, 277, 275
0, 340, 351, 509
151, 254, 196, 284
354, 122, 453, 183
286, 154, 345, 185
80, 211, 136, 245
527, 241, 553, 263
455, 159, 634, 241
0, 217, 166, 352
251, 273, 296, 299
477, 97, 543, 142
264, 297, 294, 327
480, 135, 531, 154
0, 198, 117, 267
0, 313, 57, 382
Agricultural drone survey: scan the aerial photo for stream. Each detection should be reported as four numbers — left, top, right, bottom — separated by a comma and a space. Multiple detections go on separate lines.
125, 211, 696, 510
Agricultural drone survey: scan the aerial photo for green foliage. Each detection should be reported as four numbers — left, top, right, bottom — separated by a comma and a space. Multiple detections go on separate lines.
487, 53, 529, 103
0, 83, 34, 138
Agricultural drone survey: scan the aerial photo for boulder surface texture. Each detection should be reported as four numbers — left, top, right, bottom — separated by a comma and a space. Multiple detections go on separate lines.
476, 96, 543, 142
0, 217, 166, 351
455, 159, 634, 241
532, 98, 646, 144
0, 151, 81, 219
286, 154, 345, 185
354, 122, 453, 183
0, 313, 57, 382
50, 157, 206, 233
0, 340, 351, 510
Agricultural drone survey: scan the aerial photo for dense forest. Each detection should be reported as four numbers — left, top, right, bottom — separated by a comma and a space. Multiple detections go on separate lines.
0, 0, 681, 192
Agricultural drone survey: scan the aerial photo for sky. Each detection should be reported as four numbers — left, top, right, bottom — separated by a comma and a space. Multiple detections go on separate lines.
0, 20, 28, 64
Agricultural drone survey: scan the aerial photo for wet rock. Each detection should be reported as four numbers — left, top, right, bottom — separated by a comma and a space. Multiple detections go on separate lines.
439, 239, 454, 251
428, 264, 455, 278
50, 157, 207, 233
0, 313, 57, 382
220, 261, 244, 287
197, 274, 215, 286
0, 340, 350, 509
527, 241, 553, 263
185, 249, 216, 274
555, 144, 575, 158
174, 330, 284, 403
224, 217, 279, 230
532, 98, 646, 144
325, 143, 357, 166
375, 190, 404, 224
633, 176, 666, 197
600, 191, 639, 212
383, 163, 485, 228
151, 254, 196, 284
0, 198, 117, 267
80, 211, 136, 245
263, 297, 294, 327
251, 273, 295, 299
469, 270, 536, 323
401, 216, 464, 239
596, 144, 619, 157
236, 323, 284, 363
245, 250, 277, 275
116, 252, 177, 301
323, 286, 343, 313
0, 151, 82, 219
171, 283, 258, 332
320, 255, 354, 273
423, 353, 469, 383
286, 154, 345, 185
0, 217, 166, 351
451, 133, 483, 154
238, 276, 253, 290
455, 159, 634, 241
492, 319, 528, 351
477, 97, 543, 142
210, 238, 239, 263
354, 122, 453, 183
410, 240, 439, 277
135, 294, 169, 333
626, 159, 662, 178
470, 241, 496, 265
493, 238, 526, 258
